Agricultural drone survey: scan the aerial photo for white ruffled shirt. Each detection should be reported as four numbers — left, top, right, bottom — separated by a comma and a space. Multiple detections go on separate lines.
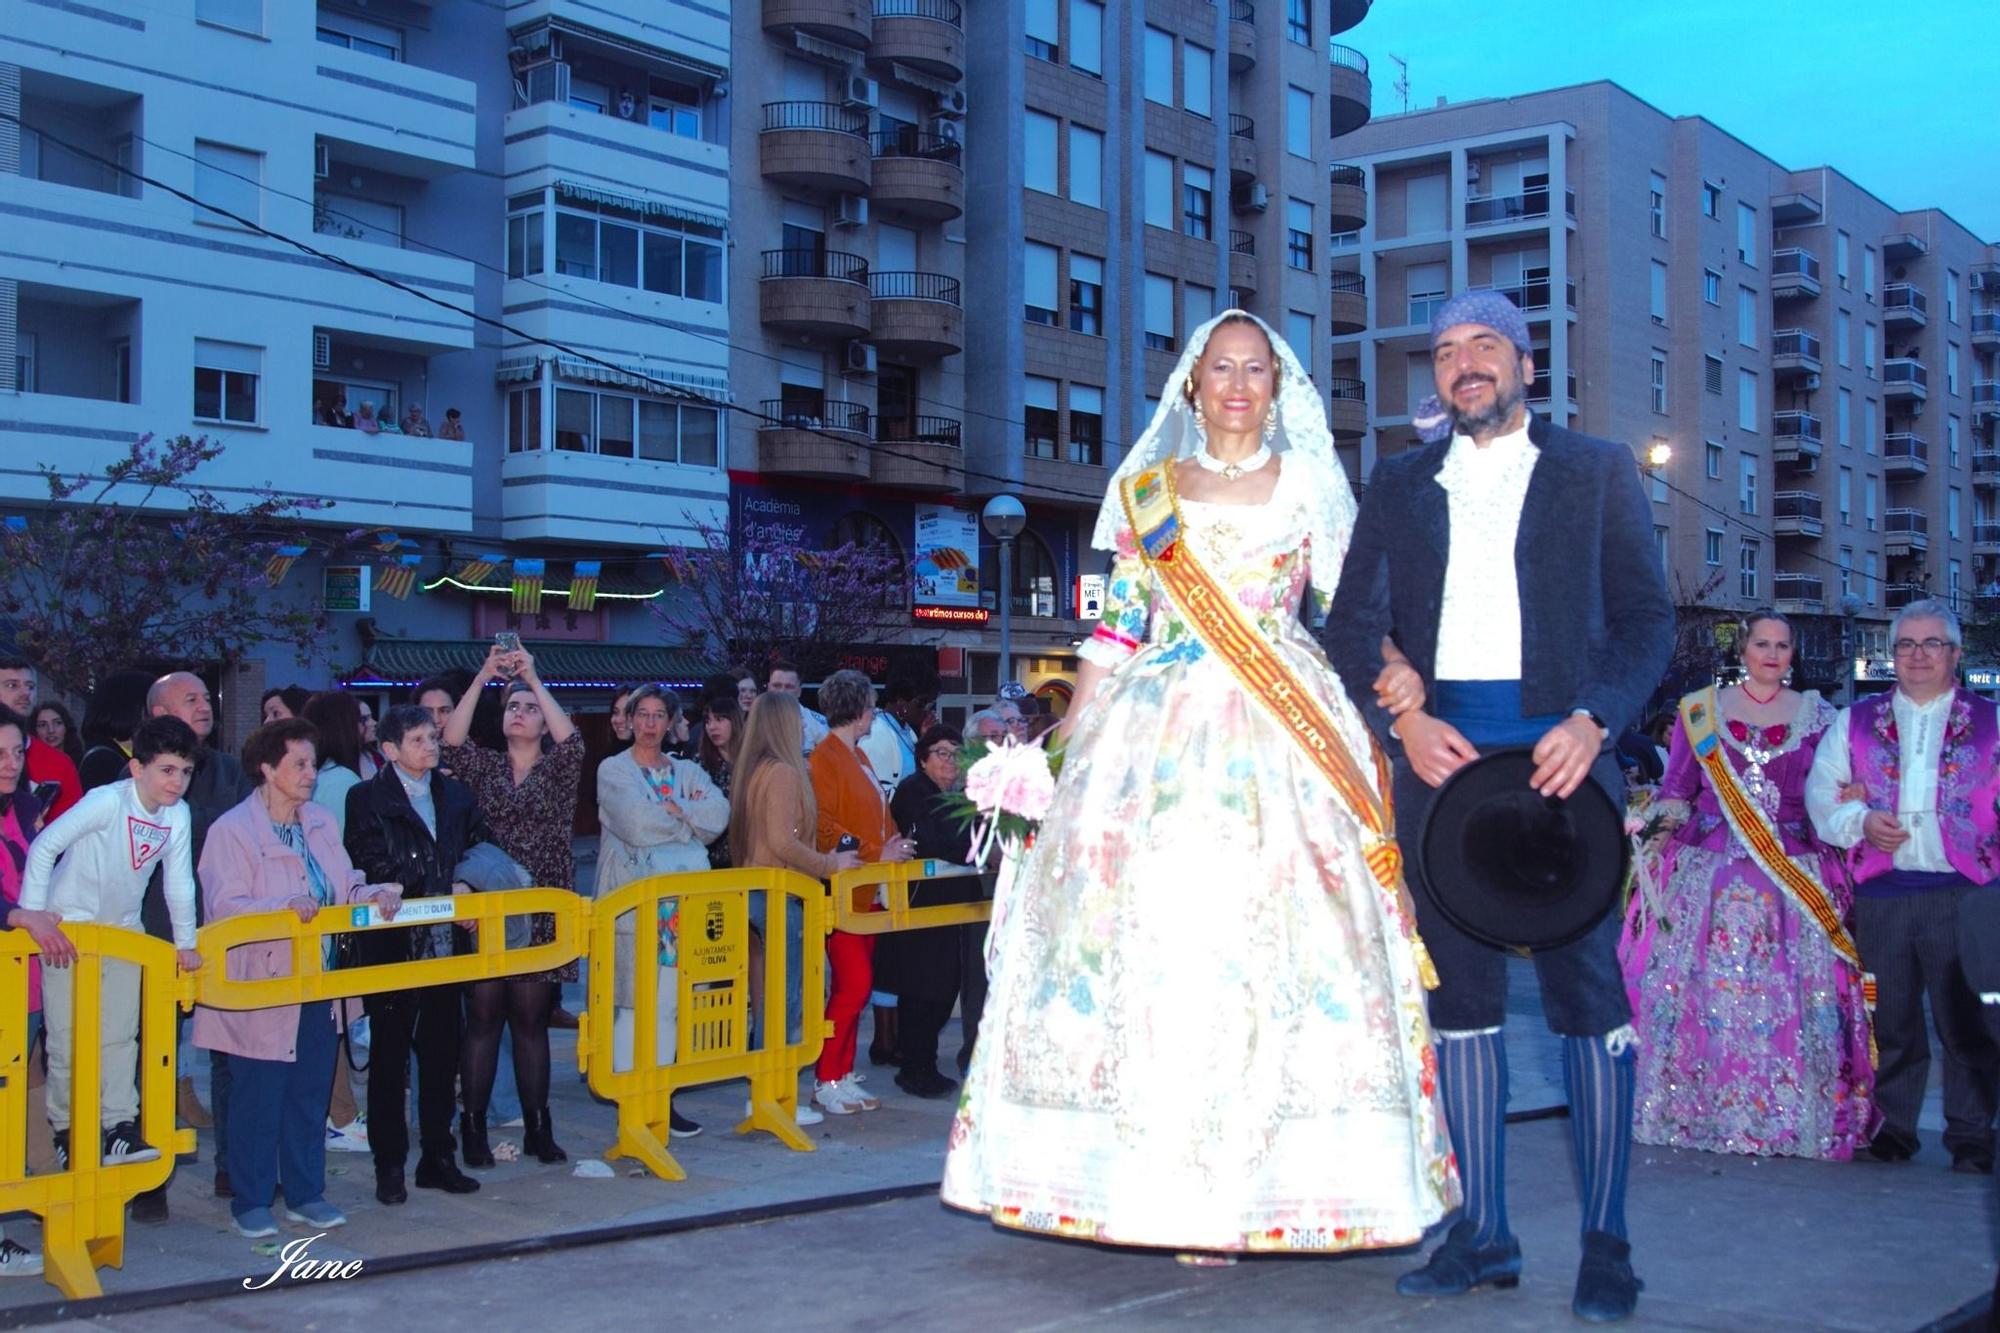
1433, 424, 1538, 681
1804, 689, 1957, 871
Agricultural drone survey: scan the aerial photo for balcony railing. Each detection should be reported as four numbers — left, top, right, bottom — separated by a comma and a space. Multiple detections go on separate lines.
868, 270, 962, 304
872, 0, 962, 22
1884, 358, 1929, 392
1329, 163, 1366, 187
761, 101, 870, 136
1882, 282, 1929, 321
1884, 433, 1929, 467
1775, 491, 1824, 522
1973, 520, 2000, 549
761, 398, 870, 433
1330, 270, 1366, 294
1328, 42, 1368, 73
1886, 582, 1928, 610
1465, 186, 1574, 227
1773, 409, 1823, 443
1885, 508, 1929, 535
1973, 381, 2000, 409
760, 248, 869, 281
870, 129, 961, 161
1229, 113, 1255, 139
1973, 450, 2000, 481
875, 413, 962, 444
1773, 573, 1825, 605
1326, 376, 1366, 401
1772, 328, 1822, 363
1528, 368, 1579, 404
1772, 247, 1821, 285
1229, 0, 1253, 19
1230, 228, 1255, 255
1973, 311, 2000, 339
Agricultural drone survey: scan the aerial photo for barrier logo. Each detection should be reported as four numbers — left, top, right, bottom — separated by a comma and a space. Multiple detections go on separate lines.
704, 900, 726, 942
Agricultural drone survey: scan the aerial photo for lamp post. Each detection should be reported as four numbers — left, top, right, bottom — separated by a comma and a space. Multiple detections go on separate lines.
982, 494, 1027, 694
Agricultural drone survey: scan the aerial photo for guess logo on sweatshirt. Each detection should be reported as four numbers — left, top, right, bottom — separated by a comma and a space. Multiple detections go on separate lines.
128, 816, 171, 872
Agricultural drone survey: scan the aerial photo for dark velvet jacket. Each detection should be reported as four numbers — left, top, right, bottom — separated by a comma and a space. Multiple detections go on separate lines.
343, 764, 487, 967
1325, 413, 1674, 751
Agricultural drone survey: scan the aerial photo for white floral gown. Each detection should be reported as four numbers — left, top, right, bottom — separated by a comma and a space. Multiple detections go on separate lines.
940, 462, 1456, 1253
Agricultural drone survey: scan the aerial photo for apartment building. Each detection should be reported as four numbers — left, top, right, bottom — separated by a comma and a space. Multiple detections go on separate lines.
1332, 81, 2000, 693
1, 0, 732, 730
738, 0, 1375, 714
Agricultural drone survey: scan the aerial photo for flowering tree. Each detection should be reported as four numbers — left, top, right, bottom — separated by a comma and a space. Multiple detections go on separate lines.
651, 518, 912, 680
0, 435, 337, 696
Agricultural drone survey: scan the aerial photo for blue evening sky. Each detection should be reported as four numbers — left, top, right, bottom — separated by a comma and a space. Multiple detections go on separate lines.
1347, 0, 1999, 240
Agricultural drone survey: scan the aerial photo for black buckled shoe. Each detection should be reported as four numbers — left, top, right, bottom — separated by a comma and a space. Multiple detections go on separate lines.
1395, 1221, 1523, 1297
414, 1154, 481, 1193
375, 1168, 407, 1206
1572, 1230, 1643, 1323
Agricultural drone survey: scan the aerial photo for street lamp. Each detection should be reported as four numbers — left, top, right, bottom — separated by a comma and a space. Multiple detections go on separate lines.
982, 494, 1026, 694
1645, 441, 1673, 471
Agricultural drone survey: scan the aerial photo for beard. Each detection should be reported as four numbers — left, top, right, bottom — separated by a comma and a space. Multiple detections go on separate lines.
1446, 373, 1526, 438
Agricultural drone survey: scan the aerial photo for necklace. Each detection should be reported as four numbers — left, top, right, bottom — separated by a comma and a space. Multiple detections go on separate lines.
1193, 443, 1273, 482
1739, 682, 1781, 706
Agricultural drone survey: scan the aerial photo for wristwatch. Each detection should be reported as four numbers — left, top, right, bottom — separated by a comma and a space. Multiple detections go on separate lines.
1570, 707, 1609, 737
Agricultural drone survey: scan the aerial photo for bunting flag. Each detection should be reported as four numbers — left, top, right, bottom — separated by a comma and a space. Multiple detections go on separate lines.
264, 544, 308, 586
3, 516, 27, 534
511, 557, 546, 615
375, 554, 423, 601
567, 560, 602, 612
455, 551, 506, 586
372, 530, 404, 554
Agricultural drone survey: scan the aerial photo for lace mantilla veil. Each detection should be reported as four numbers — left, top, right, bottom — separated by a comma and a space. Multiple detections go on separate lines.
1091, 309, 1359, 596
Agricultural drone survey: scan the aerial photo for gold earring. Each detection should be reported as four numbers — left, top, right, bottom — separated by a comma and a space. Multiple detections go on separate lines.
1262, 402, 1278, 445
1191, 398, 1207, 427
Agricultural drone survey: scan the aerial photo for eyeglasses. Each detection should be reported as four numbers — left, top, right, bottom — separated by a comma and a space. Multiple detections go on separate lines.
1892, 637, 1957, 656
925, 745, 958, 760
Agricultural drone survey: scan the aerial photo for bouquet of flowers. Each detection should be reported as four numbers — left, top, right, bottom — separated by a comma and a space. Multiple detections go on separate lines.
945, 737, 1065, 865
1622, 786, 1679, 930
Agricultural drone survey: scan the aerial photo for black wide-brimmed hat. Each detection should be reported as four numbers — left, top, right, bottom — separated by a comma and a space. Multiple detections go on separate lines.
1416, 747, 1628, 952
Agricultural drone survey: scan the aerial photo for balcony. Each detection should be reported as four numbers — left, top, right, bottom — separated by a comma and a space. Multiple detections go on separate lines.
1230, 230, 1258, 295
1229, 115, 1257, 184
1974, 262, 2000, 295
1975, 450, 2000, 488
315, 41, 476, 173
1978, 592, 2000, 619
1973, 311, 2000, 351
1773, 491, 1825, 539
760, 102, 871, 194
1228, 0, 1255, 72
1886, 582, 1929, 610
1773, 573, 1825, 613
759, 249, 871, 339
868, 270, 963, 357
1884, 432, 1929, 481
871, 415, 965, 490
764, 0, 871, 47
1329, 163, 1367, 232
1465, 185, 1573, 228
1884, 508, 1929, 556
1327, 377, 1367, 440
1528, 367, 1579, 408
1484, 276, 1576, 315
1327, 43, 1372, 137
869, 130, 963, 221
868, 0, 963, 79
16, 71, 142, 201
1771, 328, 1823, 379
1882, 232, 1928, 261
1771, 247, 1821, 300
1975, 521, 2000, 558
756, 399, 873, 480
1770, 191, 1823, 226
1883, 357, 1928, 402
1773, 410, 1823, 458
1882, 282, 1929, 328
1977, 382, 2000, 421
1329, 271, 1367, 335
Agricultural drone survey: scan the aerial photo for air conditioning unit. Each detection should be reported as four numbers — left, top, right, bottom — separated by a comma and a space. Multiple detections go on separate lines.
313, 332, 331, 369
314, 143, 330, 179
1973, 270, 1996, 293
1792, 454, 1818, 474
834, 194, 869, 227
930, 117, 961, 144
1234, 182, 1270, 214
934, 87, 967, 115
844, 341, 878, 376
844, 75, 879, 109
1800, 373, 1821, 391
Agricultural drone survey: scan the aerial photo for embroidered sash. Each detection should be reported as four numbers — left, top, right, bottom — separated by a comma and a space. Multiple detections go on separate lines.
1679, 689, 1876, 1010
1121, 465, 1437, 989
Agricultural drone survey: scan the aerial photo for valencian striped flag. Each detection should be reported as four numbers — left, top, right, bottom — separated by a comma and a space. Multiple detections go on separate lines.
264, 544, 309, 586
375, 554, 423, 601
511, 558, 546, 615
455, 551, 506, 586
372, 530, 404, 554
567, 560, 601, 612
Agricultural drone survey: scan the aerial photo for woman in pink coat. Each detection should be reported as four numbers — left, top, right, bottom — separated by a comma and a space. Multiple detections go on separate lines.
194, 718, 401, 1239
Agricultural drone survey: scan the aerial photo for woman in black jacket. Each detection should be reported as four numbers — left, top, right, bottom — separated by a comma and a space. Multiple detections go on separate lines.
342, 704, 486, 1206
886, 725, 979, 1099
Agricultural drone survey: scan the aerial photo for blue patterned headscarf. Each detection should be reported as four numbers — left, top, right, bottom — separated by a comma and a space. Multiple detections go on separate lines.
1413, 290, 1534, 443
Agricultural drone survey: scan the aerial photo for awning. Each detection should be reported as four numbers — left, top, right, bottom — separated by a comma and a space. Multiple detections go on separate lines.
554, 180, 725, 232
346, 639, 712, 690
550, 356, 728, 398
512, 17, 728, 82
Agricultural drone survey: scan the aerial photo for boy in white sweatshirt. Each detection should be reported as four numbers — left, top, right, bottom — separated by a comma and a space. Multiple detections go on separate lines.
6, 716, 206, 1168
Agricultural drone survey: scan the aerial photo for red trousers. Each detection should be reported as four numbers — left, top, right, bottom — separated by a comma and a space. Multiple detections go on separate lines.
816, 930, 875, 1082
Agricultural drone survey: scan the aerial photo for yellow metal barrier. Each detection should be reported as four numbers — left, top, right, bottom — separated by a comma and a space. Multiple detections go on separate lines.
579, 869, 827, 1182
827, 859, 995, 935
0, 926, 193, 1299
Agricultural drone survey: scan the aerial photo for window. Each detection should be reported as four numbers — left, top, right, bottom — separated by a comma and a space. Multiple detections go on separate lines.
1865, 474, 1878, 530
11, 334, 33, 394
1866, 552, 1878, 603
1704, 529, 1722, 566
1863, 323, 1876, 375
317, 14, 401, 60
1143, 151, 1174, 229
1143, 26, 1175, 106
1649, 261, 1667, 322
506, 202, 544, 278
193, 339, 260, 424
1736, 203, 1757, 267
1737, 368, 1757, 429
1864, 397, 1877, 453
1185, 44, 1213, 117
193, 140, 261, 227
1067, 125, 1103, 207
1839, 546, 1853, 597
1948, 343, 1961, 395
1739, 453, 1758, 514
1650, 352, 1667, 414
1947, 269, 1960, 324
1648, 172, 1666, 238
1407, 261, 1446, 326
644, 400, 720, 464
1024, 242, 1059, 325
1025, 0, 1059, 60
1287, 309, 1313, 365
1143, 273, 1175, 352
1025, 112, 1058, 194
1950, 487, 1963, 539
544, 198, 724, 300
1182, 163, 1214, 240
1286, 0, 1310, 45
1069, 384, 1105, 465
1701, 182, 1721, 218
1704, 355, 1724, 395
1025, 375, 1060, 455
1835, 230, 1851, 289
1739, 541, 1759, 599
1654, 526, 1670, 571
1948, 415, 1961, 468
1185, 283, 1216, 338
507, 387, 542, 453
1286, 198, 1312, 271
1837, 314, 1851, 367
1703, 269, 1720, 305
1706, 441, 1723, 478
199, 0, 262, 34
1286, 86, 1312, 158
1069, 254, 1103, 335
1838, 467, 1852, 524
1837, 388, 1851, 445
1862, 246, 1876, 301
1069, 0, 1104, 75
1950, 559, 1963, 607
1737, 286, 1757, 348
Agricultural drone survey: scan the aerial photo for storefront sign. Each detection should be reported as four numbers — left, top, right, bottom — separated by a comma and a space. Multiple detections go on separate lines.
1966, 667, 2000, 692
324, 564, 371, 613
914, 605, 990, 625
913, 504, 981, 610
1852, 658, 1897, 682
1076, 574, 1106, 620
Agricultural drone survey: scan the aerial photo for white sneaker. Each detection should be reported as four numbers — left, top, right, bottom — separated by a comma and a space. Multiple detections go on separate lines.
835, 1074, 880, 1112
745, 1096, 826, 1127
813, 1079, 863, 1115
0, 1239, 42, 1278
324, 1119, 369, 1153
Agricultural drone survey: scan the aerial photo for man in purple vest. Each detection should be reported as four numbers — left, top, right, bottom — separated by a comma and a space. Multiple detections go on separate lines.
1806, 598, 2000, 1172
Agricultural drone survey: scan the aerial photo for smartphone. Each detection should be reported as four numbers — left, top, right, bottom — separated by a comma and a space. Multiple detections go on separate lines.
31, 781, 61, 808
493, 630, 521, 676
836, 834, 860, 853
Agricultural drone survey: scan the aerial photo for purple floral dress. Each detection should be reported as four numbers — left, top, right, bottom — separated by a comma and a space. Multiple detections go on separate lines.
1619, 692, 1877, 1159
444, 733, 584, 983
